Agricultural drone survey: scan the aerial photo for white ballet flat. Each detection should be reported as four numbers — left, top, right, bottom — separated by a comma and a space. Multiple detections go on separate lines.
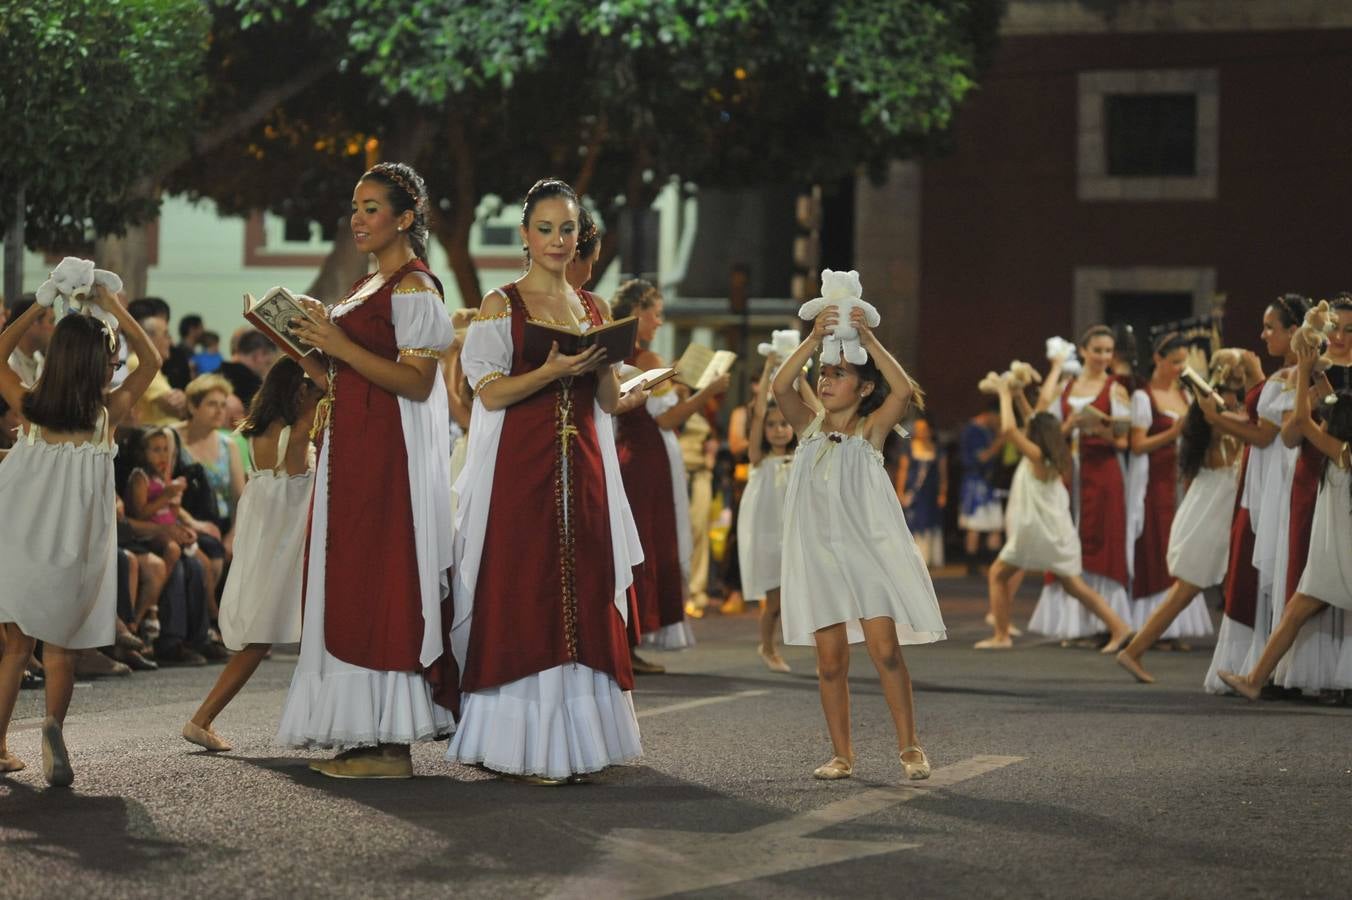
900, 745, 931, 781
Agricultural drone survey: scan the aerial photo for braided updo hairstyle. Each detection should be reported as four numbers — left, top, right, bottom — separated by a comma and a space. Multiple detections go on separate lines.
576, 206, 602, 262
1270, 293, 1311, 329
360, 162, 430, 262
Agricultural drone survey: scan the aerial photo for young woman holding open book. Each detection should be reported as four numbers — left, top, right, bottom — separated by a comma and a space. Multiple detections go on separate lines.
1027, 325, 1135, 644
447, 177, 646, 784
611, 279, 732, 669
276, 161, 458, 779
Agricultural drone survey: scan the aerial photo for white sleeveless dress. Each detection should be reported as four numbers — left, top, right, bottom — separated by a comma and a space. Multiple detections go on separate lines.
1295, 461, 1352, 609
997, 458, 1081, 577
218, 426, 313, 650
779, 414, 946, 647
1166, 461, 1239, 590
737, 454, 792, 600
0, 409, 117, 648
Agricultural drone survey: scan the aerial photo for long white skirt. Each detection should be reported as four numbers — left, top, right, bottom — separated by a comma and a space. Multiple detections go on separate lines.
447, 663, 642, 779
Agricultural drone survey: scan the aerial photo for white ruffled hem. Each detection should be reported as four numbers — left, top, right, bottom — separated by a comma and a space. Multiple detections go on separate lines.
1204, 615, 1255, 694
1028, 574, 1131, 639
446, 663, 642, 778
640, 620, 696, 650
1130, 588, 1216, 639
275, 668, 455, 750
1274, 607, 1348, 692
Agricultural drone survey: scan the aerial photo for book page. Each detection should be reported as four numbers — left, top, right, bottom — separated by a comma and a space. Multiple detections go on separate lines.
694, 350, 737, 390
675, 343, 715, 387
620, 367, 675, 394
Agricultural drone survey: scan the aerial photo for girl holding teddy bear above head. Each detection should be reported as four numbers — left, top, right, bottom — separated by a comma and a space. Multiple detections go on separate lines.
772, 280, 945, 784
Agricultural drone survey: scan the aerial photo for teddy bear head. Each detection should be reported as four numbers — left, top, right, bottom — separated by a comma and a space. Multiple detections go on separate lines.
757, 328, 800, 359
1292, 300, 1336, 370
977, 371, 1003, 395
1007, 360, 1043, 389
819, 269, 863, 304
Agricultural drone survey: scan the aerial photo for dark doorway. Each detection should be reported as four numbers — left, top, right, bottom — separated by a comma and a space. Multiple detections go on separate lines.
1102, 290, 1193, 373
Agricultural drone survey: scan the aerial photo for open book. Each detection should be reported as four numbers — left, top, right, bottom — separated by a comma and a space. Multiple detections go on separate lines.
1180, 366, 1225, 408
1078, 404, 1131, 435
243, 287, 318, 361
674, 344, 737, 391
521, 316, 638, 368
618, 366, 677, 395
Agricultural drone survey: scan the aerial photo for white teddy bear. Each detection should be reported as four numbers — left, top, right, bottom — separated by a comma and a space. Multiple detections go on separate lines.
34, 257, 122, 330
757, 328, 799, 361
797, 269, 881, 365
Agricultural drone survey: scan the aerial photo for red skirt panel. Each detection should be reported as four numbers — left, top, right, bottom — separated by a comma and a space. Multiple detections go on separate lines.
1078, 445, 1130, 587
1221, 380, 1266, 627
1285, 439, 1322, 601
616, 406, 685, 638
1133, 441, 1178, 599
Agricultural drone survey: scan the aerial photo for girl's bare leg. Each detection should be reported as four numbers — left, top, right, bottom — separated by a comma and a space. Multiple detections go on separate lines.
1220, 593, 1327, 699
978, 560, 1019, 647
134, 552, 167, 627
41, 645, 77, 723
1058, 574, 1132, 652
1116, 580, 1203, 683
757, 589, 789, 671
813, 624, 853, 763
0, 624, 37, 769
861, 617, 921, 751
191, 644, 271, 730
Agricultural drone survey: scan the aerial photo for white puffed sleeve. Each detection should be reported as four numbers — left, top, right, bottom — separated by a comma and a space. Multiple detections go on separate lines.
1111, 392, 1132, 420
461, 313, 514, 394
392, 289, 454, 356
1255, 378, 1293, 426
1131, 390, 1153, 429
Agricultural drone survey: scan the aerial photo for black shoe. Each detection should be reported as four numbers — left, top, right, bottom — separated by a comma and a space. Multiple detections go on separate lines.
21, 669, 44, 690
193, 642, 230, 663
156, 642, 208, 667
122, 650, 159, 672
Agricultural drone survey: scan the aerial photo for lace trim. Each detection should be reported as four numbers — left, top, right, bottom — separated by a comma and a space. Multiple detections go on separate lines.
474, 371, 506, 393
472, 312, 512, 323
398, 347, 442, 360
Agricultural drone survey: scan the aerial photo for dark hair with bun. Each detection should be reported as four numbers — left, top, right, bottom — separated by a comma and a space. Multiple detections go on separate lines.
360, 162, 430, 262
521, 178, 578, 229
611, 279, 661, 319
1152, 331, 1188, 357
575, 206, 601, 262
1270, 293, 1311, 329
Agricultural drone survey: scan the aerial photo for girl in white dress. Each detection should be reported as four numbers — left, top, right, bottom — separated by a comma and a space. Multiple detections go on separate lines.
183, 358, 323, 752
978, 376, 1132, 650
1220, 346, 1352, 698
1117, 368, 1247, 683
774, 304, 944, 783
737, 352, 796, 673
0, 284, 160, 784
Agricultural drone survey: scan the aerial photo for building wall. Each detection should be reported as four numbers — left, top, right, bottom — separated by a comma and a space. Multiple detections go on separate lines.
916, 26, 1352, 427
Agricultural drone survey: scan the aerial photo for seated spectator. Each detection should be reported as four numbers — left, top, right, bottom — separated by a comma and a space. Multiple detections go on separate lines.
173, 374, 244, 608
3, 296, 53, 387
127, 299, 187, 426
218, 329, 277, 407
192, 331, 223, 375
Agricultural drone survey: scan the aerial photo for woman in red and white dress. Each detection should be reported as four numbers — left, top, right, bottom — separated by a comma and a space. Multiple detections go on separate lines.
1125, 333, 1211, 641
1199, 296, 1307, 692
1028, 325, 1132, 647
449, 178, 645, 783
278, 162, 457, 778
1267, 297, 1352, 693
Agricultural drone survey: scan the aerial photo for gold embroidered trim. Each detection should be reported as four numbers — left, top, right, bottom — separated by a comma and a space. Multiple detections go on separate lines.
472, 311, 512, 323
398, 347, 442, 359
474, 370, 506, 393
392, 285, 442, 297
555, 379, 580, 661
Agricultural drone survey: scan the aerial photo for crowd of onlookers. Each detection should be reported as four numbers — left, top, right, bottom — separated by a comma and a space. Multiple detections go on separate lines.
1, 292, 280, 689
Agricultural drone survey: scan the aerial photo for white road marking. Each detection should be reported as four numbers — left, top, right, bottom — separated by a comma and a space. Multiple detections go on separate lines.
550, 754, 1024, 900
636, 689, 769, 719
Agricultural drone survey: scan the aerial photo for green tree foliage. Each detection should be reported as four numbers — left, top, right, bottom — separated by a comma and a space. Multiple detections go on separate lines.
0, 0, 210, 250
197, 0, 1002, 301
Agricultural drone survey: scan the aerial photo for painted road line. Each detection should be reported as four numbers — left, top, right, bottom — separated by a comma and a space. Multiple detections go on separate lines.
551, 754, 1024, 900
636, 689, 770, 719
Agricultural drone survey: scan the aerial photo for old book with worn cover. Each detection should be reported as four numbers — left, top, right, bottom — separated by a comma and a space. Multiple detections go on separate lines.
243, 287, 317, 361
521, 316, 637, 368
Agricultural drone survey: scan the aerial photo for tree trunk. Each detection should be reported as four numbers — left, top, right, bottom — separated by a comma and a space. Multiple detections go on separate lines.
304, 224, 367, 304
433, 110, 483, 308
4, 186, 24, 305
94, 220, 151, 300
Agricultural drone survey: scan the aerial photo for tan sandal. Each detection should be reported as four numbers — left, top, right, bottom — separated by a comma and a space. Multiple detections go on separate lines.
812, 756, 854, 780
900, 745, 931, 781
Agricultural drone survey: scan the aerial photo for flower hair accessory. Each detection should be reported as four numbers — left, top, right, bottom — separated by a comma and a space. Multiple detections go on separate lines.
1325, 392, 1339, 406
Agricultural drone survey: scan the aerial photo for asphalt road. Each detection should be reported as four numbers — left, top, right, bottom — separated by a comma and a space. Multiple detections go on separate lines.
2, 575, 1349, 899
